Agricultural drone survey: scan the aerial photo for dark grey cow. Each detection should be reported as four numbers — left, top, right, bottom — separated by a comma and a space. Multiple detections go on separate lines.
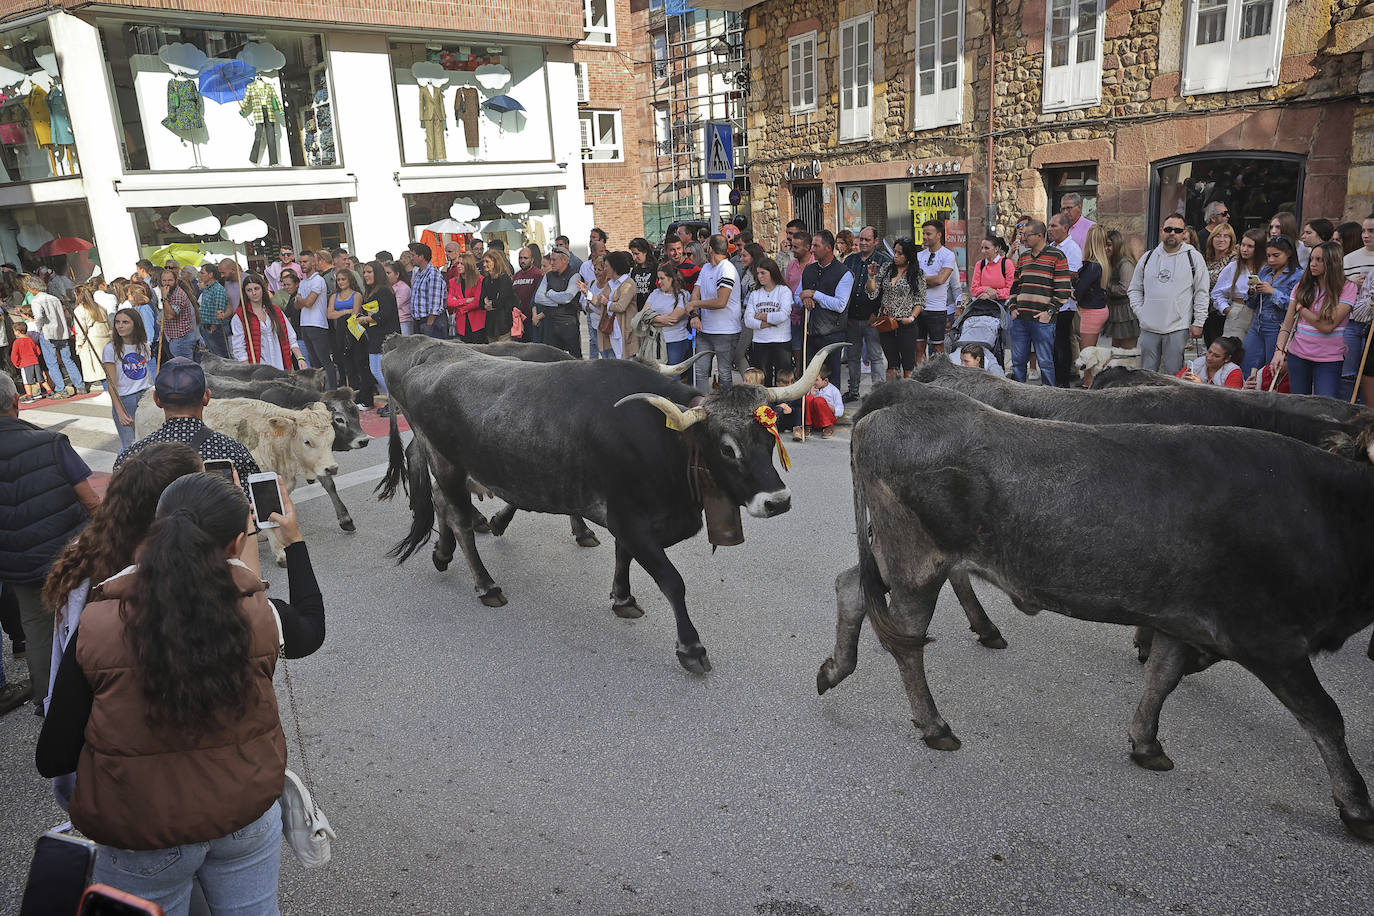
198, 351, 326, 388
821, 384, 1374, 840
377, 334, 842, 673
203, 374, 370, 532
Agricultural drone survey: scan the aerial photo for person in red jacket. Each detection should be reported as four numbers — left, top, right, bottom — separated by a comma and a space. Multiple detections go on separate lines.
10, 322, 42, 402
447, 252, 486, 342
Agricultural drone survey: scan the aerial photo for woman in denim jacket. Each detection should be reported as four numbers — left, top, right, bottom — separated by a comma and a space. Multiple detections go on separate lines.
1241, 237, 1303, 377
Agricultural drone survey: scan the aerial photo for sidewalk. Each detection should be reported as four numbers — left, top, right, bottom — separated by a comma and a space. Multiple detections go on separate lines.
18, 389, 119, 494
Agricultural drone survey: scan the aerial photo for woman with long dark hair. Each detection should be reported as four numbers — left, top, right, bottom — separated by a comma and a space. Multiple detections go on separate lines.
744, 257, 792, 385
73, 285, 112, 391
1101, 229, 1139, 350
479, 250, 517, 342
1241, 236, 1303, 376
386, 261, 412, 335
872, 237, 927, 379
1215, 228, 1266, 341
102, 308, 154, 448
327, 267, 367, 405
448, 253, 485, 343
359, 259, 400, 414
645, 262, 691, 369
37, 472, 325, 911
628, 238, 658, 310
1269, 240, 1356, 397
229, 273, 304, 372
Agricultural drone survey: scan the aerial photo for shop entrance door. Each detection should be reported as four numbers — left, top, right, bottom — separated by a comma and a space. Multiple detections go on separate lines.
791, 184, 823, 233
289, 202, 352, 257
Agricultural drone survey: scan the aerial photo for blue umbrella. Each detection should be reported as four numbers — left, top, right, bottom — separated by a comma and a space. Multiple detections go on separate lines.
199, 60, 256, 104
481, 94, 525, 114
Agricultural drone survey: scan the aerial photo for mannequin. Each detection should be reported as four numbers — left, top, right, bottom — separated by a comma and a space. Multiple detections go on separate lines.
33, 48, 74, 176
157, 43, 209, 169
412, 64, 450, 162
238, 44, 285, 167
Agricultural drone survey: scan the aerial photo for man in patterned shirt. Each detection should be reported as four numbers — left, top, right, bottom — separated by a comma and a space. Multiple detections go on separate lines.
197, 265, 229, 358
114, 358, 259, 487
407, 241, 450, 339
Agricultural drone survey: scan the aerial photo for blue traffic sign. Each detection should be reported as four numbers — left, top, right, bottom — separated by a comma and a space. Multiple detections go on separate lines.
705, 122, 733, 181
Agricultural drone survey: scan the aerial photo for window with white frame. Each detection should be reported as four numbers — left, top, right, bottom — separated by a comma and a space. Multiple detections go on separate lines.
914, 0, 963, 128
1043, 0, 1103, 111
582, 0, 615, 46
788, 31, 817, 114
579, 110, 623, 162
838, 15, 872, 141
574, 63, 590, 103
1182, 0, 1284, 95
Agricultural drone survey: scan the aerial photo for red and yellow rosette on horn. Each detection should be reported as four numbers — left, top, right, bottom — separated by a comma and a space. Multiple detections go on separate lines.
753, 405, 790, 471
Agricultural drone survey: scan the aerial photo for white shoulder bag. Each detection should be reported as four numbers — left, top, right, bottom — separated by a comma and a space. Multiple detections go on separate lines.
279, 654, 336, 868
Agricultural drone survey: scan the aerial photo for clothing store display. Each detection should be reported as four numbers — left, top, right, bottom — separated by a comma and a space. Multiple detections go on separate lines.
419, 84, 447, 161
46, 87, 73, 146
248, 113, 280, 166
455, 87, 480, 148
239, 79, 281, 122
0, 95, 26, 145
25, 85, 51, 147
161, 78, 205, 132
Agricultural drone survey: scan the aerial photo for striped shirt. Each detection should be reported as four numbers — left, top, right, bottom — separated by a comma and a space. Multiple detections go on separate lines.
1008, 245, 1072, 317
199, 281, 227, 327
409, 264, 447, 320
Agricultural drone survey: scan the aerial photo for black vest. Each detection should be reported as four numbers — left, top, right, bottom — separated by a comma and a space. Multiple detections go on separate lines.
801, 258, 849, 337
0, 417, 89, 584
542, 267, 582, 317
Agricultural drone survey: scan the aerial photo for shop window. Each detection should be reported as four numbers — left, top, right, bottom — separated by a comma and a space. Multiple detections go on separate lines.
838, 180, 970, 280
1182, 0, 1283, 95
1152, 152, 1303, 239
838, 16, 872, 142
1043, 165, 1099, 222
1043, 0, 1102, 112
583, 0, 615, 46
391, 41, 552, 167
579, 110, 623, 162
0, 19, 80, 182
791, 184, 823, 234
0, 201, 98, 274
915, 0, 963, 129
405, 188, 560, 255
130, 199, 349, 276
788, 31, 817, 115
95, 22, 335, 172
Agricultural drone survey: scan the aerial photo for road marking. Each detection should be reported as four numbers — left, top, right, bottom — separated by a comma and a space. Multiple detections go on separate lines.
292, 461, 391, 504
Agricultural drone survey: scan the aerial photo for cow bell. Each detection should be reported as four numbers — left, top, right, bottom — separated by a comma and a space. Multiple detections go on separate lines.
701, 478, 744, 547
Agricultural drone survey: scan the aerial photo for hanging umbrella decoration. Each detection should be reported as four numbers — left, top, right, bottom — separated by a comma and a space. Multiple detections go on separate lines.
481, 94, 525, 135
199, 59, 256, 104
149, 243, 209, 268
35, 237, 92, 258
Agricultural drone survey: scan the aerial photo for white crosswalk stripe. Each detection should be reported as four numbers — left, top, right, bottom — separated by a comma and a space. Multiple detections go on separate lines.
19, 392, 122, 473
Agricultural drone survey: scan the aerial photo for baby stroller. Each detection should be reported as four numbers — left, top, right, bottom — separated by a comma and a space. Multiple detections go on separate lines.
945, 285, 1009, 372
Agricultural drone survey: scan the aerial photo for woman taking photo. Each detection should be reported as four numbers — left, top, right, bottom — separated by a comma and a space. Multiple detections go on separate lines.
230, 273, 304, 372
872, 238, 927, 379
37, 471, 324, 913
1101, 229, 1139, 351
1242, 236, 1303, 376
102, 308, 154, 449
73, 285, 113, 392
1214, 228, 1266, 341
359, 260, 401, 414
1179, 336, 1245, 388
448, 252, 485, 343
744, 257, 793, 385
157, 267, 200, 361
479, 250, 517, 342
1074, 226, 1112, 387
386, 261, 413, 335
328, 267, 366, 402
645, 263, 691, 370
1269, 241, 1355, 397
1202, 224, 1237, 345
597, 250, 639, 359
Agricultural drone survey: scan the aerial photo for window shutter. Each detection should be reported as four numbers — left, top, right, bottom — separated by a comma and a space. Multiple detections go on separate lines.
579, 115, 592, 156
1182, 0, 1235, 95
575, 63, 590, 103
915, 0, 964, 128
1228, 0, 1282, 88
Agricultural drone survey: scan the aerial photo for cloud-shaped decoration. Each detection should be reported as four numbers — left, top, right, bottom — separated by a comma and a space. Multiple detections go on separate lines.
237, 42, 286, 74
159, 42, 210, 74
494, 190, 530, 215
474, 64, 510, 91
33, 46, 58, 77
220, 214, 269, 244
412, 62, 450, 85
449, 197, 480, 222
0, 54, 29, 88
168, 205, 221, 237
17, 222, 53, 250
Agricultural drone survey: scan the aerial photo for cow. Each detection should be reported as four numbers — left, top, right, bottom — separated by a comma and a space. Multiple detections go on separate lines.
198, 351, 326, 388
136, 397, 339, 565
201, 374, 370, 533
1088, 366, 1184, 389
376, 333, 843, 673
819, 383, 1374, 841
879, 361, 1374, 653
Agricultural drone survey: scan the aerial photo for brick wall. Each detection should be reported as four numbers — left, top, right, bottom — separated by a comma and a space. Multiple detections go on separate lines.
0, 0, 584, 42
573, 0, 648, 247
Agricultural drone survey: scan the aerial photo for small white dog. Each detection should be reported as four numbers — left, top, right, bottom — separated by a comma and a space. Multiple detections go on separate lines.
1076, 345, 1142, 373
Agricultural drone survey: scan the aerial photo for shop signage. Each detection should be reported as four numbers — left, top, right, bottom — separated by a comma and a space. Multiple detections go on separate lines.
784, 160, 822, 182
906, 160, 961, 177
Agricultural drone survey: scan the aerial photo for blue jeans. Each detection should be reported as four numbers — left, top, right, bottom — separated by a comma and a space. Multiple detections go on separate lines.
39, 335, 83, 390
94, 802, 282, 916
202, 325, 229, 358
1339, 320, 1369, 401
167, 332, 199, 361
664, 337, 692, 368
1242, 307, 1285, 377
585, 314, 601, 359
368, 353, 389, 394
113, 391, 143, 449
1286, 354, 1342, 397
1010, 317, 1056, 386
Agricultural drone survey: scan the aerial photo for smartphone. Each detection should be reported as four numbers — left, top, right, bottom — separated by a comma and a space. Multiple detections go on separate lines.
204, 458, 235, 482
79, 885, 163, 916
246, 472, 284, 529
19, 831, 95, 916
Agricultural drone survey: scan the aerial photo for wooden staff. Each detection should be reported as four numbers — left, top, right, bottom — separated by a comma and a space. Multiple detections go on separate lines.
799, 306, 809, 442
1352, 316, 1374, 404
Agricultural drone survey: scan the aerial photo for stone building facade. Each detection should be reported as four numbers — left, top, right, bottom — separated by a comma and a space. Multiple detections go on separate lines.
738, 0, 1372, 275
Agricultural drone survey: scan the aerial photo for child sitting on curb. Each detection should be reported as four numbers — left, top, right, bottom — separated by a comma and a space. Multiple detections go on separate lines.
797, 368, 843, 441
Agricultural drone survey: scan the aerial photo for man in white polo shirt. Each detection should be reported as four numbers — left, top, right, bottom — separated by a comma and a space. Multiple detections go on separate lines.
916, 219, 957, 367
688, 234, 742, 390
295, 249, 335, 388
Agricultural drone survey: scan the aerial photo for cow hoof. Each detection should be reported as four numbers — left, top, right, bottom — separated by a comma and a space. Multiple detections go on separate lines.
478, 587, 507, 608
920, 727, 962, 752
576, 532, 601, 548
339, 518, 355, 532
489, 518, 508, 537
275, 557, 287, 569
816, 659, 836, 695
432, 551, 453, 572
473, 514, 491, 534
676, 644, 712, 674
978, 633, 1008, 649
612, 599, 644, 619
1339, 810, 1374, 842
1129, 744, 1174, 771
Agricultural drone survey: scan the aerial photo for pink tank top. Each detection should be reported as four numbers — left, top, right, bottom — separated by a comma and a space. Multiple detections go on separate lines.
1289, 282, 1355, 364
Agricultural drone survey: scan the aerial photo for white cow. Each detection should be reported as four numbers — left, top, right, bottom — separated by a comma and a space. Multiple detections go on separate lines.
135, 397, 339, 563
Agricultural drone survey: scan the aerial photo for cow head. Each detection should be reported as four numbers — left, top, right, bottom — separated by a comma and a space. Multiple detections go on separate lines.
320, 387, 370, 451
269, 403, 339, 481
616, 343, 845, 518
289, 366, 327, 391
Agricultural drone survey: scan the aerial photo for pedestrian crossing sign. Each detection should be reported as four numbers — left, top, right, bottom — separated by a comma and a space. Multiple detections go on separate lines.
705, 122, 733, 181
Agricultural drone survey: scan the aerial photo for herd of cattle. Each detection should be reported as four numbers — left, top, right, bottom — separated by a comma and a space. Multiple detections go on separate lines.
139, 341, 1374, 843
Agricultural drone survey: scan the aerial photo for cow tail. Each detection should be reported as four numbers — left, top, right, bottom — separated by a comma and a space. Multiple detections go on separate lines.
850, 423, 925, 654
376, 405, 407, 501
387, 437, 435, 564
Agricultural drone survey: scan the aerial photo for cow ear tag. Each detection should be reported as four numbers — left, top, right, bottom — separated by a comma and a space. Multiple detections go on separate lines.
754, 406, 790, 471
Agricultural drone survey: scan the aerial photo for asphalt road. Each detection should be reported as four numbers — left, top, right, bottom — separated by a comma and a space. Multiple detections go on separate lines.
3, 415, 1373, 914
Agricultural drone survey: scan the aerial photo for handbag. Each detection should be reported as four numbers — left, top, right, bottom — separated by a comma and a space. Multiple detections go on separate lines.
598, 309, 615, 337
278, 657, 335, 868
872, 314, 898, 334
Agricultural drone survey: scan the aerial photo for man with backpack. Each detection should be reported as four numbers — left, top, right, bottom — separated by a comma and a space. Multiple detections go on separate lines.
1128, 213, 1210, 374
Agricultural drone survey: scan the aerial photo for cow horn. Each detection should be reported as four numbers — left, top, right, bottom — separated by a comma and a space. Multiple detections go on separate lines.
765, 343, 849, 403
614, 393, 708, 432
657, 351, 711, 377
